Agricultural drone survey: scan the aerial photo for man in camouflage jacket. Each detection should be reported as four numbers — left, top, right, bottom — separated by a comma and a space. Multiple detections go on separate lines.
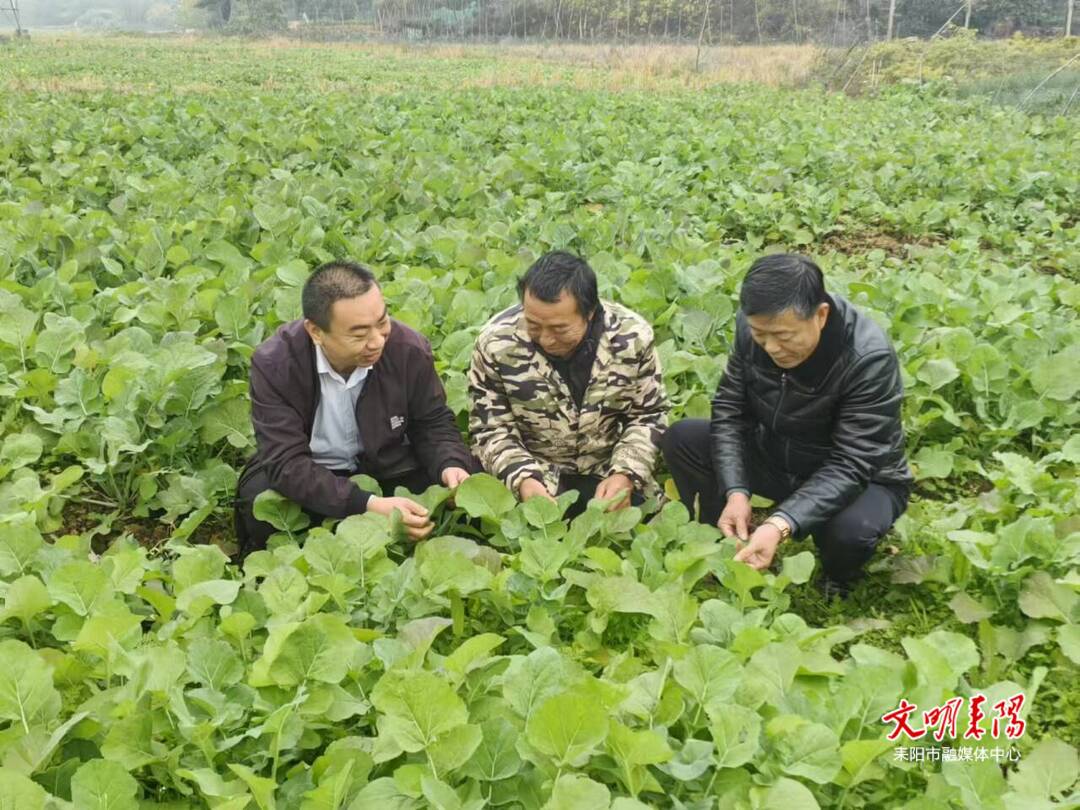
469, 252, 668, 512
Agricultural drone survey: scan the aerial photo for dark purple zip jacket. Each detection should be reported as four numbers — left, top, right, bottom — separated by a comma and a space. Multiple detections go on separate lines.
239, 319, 472, 516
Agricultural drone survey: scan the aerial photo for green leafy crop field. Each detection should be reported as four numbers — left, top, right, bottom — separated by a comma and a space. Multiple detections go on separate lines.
0, 36, 1077, 810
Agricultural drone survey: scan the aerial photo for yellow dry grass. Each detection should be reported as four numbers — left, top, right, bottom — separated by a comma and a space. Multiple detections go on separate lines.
256, 37, 823, 88
3, 34, 823, 95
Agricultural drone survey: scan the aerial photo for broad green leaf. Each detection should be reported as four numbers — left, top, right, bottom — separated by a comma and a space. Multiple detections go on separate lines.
606, 720, 672, 766
172, 544, 229, 591
742, 642, 800, 707
416, 537, 493, 596
522, 494, 563, 527
502, 647, 579, 720
454, 473, 516, 520
766, 714, 841, 784
301, 760, 356, 810
661, 738, 715, 781
949, 591, 995, 624
0, 575, 52, 625
228, 763, 277, 810
710, 704, 762, 768
780, 550, 815, 584
1018, 572, 1078, 622
259, 565, 310, 615
336, 512, 393, 559
0, 640, 61, 732
310, 737, 374, 794
427, 722, 483, 774
176, 767, 247, 799
902, 631, 979, 693
1007, 737, 1078, 798
72, 603, 143, 660
349, 777, 424, 809
750, 777, 820, 810
71, 759, 140, 810
1058, 624, 1080, 665
102, 708, 158, 770
912, 445, 954, 479
0, 290, 38, 350
443, 633, 504, 683
0, 767, 49, 809
526, 689, 609, 767
214, 294, 251, 338
253, 489, 311, 532
270, 615, 358, 686
0, 433, 43, 471
673, 644, 742, 712
187, 637, 245, 690
102, 547, 149, 594
176, 579, 241, 614
410, 483, 452, 514
420, 775, 462, 810
544, 774, 610, 810
199, 398, 253, 448
1029, 349, 1080, 401
942, 758, 1007, 810
462, 718, 523, 782
371, 670, 468, 752
839, 739, 893, 787
587, 576, 658, 617
917, 358, 960, 390
0, 513, 43, 577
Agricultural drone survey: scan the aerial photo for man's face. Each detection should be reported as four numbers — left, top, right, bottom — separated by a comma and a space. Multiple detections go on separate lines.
305, 287, 391, 374
523, 290, 591, 358
746, 302, 829, 369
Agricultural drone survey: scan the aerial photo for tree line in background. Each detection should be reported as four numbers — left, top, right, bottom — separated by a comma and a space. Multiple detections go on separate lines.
13, 0, 1077, 43
188, 0, 1075, 39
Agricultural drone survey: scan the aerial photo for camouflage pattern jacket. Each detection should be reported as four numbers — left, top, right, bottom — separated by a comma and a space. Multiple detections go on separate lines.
469, 300, 668, 497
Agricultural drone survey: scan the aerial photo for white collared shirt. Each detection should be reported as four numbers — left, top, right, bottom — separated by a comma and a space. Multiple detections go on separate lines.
309, 344, 370, 471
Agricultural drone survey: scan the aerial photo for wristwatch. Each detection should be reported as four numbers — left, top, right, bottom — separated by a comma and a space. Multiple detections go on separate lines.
763, 515, 792, 541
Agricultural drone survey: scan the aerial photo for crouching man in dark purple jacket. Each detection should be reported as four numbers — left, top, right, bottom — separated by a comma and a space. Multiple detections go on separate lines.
234, 260, 475, 556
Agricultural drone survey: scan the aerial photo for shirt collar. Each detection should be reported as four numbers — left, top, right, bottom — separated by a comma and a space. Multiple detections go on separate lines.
314, 344, 369, 389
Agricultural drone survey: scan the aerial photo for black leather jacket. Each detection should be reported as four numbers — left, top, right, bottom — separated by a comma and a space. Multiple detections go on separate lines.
711, 294, 913, 537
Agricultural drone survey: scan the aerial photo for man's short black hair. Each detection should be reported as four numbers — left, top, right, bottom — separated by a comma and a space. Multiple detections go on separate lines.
740, 253, 827, 319
517, 251, 599, 318
302, 261, 378, 330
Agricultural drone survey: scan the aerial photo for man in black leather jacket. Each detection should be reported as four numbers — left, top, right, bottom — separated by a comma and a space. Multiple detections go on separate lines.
662, 254, 913, 595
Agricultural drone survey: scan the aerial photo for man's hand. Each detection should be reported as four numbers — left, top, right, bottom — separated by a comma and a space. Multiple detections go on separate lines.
718, 492, 753, 541
595, 473, 633, 511
519, 477, 556, 502
367, 496, 433, 541
441, 467, 470, 489
733, 522, 783, 571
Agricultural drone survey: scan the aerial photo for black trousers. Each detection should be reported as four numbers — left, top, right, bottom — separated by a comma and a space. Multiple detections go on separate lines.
233, 466, 435, 558
661, 419, 908, 584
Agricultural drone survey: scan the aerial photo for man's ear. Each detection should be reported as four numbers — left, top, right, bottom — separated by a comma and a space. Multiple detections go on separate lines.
816, 301, 830, 329
303, 319, 323, 345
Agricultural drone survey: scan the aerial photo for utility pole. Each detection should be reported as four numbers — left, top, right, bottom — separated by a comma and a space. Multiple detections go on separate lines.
1067, 0, 1074, 37
1, 0, 25, 36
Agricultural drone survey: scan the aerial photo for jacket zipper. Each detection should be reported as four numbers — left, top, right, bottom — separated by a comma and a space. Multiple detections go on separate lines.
773, 372, 790, 471
772, 373, 787, 432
